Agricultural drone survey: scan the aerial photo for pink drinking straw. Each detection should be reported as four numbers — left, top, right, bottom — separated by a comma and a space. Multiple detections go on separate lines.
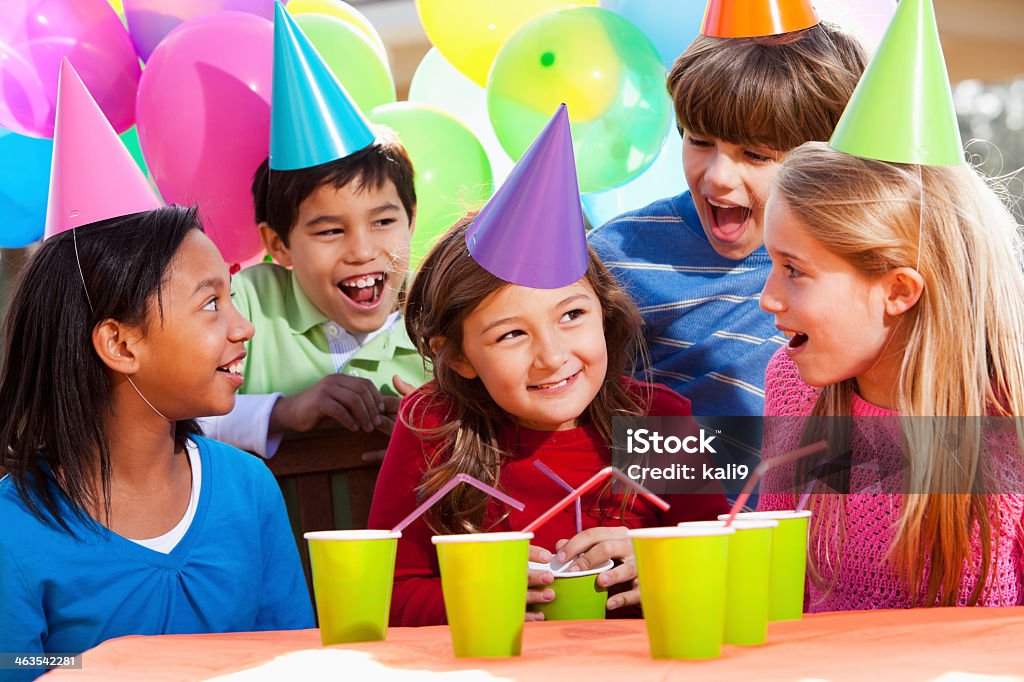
795, 482, 815, 513
391, 473, 524, 533
723, 440, 828, 527
533, 461, 583, 534
523, 466, 669, 533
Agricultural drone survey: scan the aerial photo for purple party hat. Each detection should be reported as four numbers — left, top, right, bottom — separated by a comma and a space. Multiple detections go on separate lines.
466, 104, 588, 289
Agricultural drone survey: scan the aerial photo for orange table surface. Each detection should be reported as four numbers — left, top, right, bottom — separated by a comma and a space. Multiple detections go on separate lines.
45, 607, 1024, 681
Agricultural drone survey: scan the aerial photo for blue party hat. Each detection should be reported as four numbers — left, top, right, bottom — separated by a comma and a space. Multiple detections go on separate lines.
270, 2, 375, 170
466, 105, 588, 289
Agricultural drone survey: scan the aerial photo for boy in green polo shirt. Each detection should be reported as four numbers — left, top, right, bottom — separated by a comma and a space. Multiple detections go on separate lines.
199, 5, 430, 458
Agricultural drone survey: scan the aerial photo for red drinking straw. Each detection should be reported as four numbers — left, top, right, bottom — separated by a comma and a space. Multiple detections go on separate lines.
723, 440, 828, 527
392, 473, 524, 533
523, 466, 669, 533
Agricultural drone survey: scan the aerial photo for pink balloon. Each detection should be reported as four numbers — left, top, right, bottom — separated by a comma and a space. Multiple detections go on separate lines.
123, 0, 275, 62
0, 0, 141, 138
136, 11, 272, 264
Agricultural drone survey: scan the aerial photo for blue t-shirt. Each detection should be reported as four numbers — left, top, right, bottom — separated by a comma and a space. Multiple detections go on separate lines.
589, 191, 784, 418
0, 436, 313, 680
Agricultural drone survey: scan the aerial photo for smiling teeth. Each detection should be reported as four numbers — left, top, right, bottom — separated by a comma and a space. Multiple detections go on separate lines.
223, 362, 243, 375
536, 377, 569, 390
344, 274, 384, 289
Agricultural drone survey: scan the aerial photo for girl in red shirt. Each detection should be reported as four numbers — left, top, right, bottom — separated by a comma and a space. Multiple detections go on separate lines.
368, 214, 728, 626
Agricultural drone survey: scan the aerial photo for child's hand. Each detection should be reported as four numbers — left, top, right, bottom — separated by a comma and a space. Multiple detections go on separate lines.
392, 374, 417, 396
371, 376, 417, 437
269, 375, 385, 434
360, 377, 420, 463
555, 527, 639, 611
525, 545, 554, 622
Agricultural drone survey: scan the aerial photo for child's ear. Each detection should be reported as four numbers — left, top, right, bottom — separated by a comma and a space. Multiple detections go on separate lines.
429, 336, 477, 379
883, 267, 925, 317
259, 222, 293, 267
92, 319, 141, 375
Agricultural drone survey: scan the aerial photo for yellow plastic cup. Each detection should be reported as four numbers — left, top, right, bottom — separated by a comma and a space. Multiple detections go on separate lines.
529, 559, 613, 621
304, 529, 400, 645
629, 525, 734, 659
432, 531, 533, 657
680, 519, 778, 645
719, 510, 812, 621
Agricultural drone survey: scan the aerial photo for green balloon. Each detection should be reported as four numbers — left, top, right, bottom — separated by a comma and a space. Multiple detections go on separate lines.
487, 7, 670, 193
295, 14, 396, 114
370, 102, 493, 269
118, 125, 148, 177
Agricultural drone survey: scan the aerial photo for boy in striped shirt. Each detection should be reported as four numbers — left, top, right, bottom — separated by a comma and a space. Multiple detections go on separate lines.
590, 18, 865, 417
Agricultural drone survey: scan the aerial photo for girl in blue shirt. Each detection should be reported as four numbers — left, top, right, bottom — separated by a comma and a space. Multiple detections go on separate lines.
0, 207, 313, 679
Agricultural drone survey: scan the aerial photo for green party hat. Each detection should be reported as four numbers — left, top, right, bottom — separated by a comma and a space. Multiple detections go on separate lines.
829, 0, 962, 165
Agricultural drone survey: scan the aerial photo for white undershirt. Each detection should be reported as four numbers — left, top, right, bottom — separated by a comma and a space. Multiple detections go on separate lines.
129, 440, 201, 554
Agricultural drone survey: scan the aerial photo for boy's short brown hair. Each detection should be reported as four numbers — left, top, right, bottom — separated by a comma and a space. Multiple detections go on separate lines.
251, 127, 416, 246
668, 23, 867, 151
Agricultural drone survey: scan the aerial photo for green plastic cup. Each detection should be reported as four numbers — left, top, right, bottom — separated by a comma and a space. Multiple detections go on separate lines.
432, 531, 533, 658
719, 510, 812, 621
303, 529, 401, 645
529, 559, 613, 621
680, 519, 778, 645
629, 525, 734, 659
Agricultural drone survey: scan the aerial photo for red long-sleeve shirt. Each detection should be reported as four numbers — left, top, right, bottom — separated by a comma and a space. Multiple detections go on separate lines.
367, 378, 730, 626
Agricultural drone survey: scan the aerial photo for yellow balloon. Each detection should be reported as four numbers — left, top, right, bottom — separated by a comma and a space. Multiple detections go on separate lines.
107, 0, 124, 13
415, 0, 599, 87
286, 0, 387, 61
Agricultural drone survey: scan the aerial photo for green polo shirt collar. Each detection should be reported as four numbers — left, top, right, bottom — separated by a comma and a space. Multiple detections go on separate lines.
285, 270, 330, 335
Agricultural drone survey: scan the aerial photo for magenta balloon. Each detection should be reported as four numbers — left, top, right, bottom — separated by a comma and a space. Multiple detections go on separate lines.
136, 11, 272, 264
0, 0, 141, 138
123, 0, 276, 62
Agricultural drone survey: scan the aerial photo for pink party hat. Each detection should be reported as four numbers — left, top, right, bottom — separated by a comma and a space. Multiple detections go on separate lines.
45, 59, 161, 239
466, 104, 588, 289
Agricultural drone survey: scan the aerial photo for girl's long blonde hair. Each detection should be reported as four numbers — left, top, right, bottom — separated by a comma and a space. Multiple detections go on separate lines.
774, 142, 1024, 605
403, 213, 650, 534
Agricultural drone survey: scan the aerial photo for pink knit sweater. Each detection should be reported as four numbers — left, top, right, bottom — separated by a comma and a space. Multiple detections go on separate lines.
758, 348, 1024, 611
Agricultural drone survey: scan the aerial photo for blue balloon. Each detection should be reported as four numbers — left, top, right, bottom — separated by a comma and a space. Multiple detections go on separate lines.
0, 127, 52, 248
600, 0, 704, 68
583, 122, 685, 228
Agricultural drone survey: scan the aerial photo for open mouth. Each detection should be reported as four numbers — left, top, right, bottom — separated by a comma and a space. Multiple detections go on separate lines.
781, 330, 809, 349
707, 198, 752, 242
216, 356, 245, 378
338, 272, 385, 308
528, 370, 581, 392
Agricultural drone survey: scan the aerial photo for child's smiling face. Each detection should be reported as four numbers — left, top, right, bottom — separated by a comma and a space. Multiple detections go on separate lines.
130, 230, 255, 419
759, 197, 908, 404
450, 278, 608, 432
270, 178, 412, 335
682, 131, 781, 260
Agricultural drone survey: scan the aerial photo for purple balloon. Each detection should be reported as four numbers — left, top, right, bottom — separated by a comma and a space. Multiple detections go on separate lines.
0, 0, 141, 138
123, 0, 275, 61
136, 11, 272, 265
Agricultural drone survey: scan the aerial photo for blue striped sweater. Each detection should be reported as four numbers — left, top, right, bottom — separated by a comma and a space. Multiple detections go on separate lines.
589, 191, 784, 418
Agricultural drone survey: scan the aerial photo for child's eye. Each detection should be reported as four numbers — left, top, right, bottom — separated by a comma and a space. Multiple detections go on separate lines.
560, 309, 585, 323
784, 264, 803, 278
203, 296, 219, 311
496, 329, 525, 342
745, 150, 775, 163
686, 135, 712, 148
317, 228, 344, 237
373, 218, 397, 228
